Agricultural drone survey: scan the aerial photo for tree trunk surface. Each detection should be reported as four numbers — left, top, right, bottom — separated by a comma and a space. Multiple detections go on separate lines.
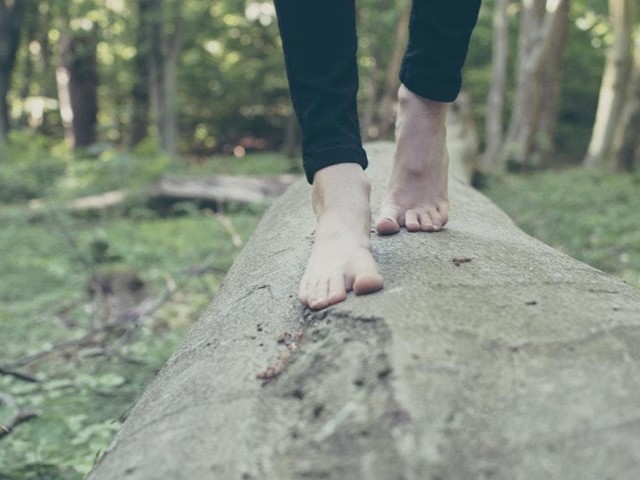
502, 0, 570, 169
376, 5, 410, 139
0, 0, 26, 142
129, 0, 154, 147
535, 0, 570, 166
583, 0, 635, 167
89, 142, 640, 480
612, 31, 640, 171
58, 31, 99, 148
482, 0, 509, 169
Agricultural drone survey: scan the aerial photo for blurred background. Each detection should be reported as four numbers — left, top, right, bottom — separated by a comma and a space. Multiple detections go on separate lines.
0, 0, 638, 477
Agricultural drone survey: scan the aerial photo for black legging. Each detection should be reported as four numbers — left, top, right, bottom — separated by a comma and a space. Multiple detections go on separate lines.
274, 0, 482, 183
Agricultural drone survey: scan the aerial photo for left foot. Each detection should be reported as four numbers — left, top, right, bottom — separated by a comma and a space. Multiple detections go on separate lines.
376, 84, 450, 235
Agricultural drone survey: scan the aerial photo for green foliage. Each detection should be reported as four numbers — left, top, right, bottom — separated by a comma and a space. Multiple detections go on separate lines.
0, 132, 69, 201
0, 148, 286, 478
483, 168, 640, 288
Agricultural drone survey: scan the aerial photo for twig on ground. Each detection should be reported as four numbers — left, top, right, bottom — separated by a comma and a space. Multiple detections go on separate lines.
205, 209, 244, 248
0, 391, 38, 439
0, 367, 40, 383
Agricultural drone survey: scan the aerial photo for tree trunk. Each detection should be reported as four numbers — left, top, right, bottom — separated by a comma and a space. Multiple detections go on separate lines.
150, 0, 182, 156
376, 5, 410, 139
534, 0, 571, 167
612, 30, 640, 171
282, 112, 300, 159
482, 0, 509, 169
129, 0, 154, 147
88, 142, 640, 480
501, 0, 570, 170
583, 0, 635, 167
57, 29, 99, 148
0, 0, 27, 144
361, 59, 379, 141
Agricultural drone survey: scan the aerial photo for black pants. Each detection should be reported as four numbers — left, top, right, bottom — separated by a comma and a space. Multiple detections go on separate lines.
274, 0, 482, 183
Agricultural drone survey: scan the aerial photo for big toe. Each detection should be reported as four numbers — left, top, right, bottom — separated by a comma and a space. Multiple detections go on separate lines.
375, 206, 401, 235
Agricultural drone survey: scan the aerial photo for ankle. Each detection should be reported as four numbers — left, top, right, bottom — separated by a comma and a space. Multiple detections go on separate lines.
398, 84, 448, 122
311, 163, 370, 214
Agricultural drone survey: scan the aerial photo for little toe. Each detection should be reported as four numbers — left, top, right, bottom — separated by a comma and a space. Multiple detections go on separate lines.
404, 210, 420, 232
426, 208, 444, 231
437, 203, 449, 227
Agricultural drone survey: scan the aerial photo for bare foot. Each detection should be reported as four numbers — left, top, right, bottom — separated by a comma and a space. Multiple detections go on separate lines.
376, 84, 450, 235
299, 163, 383, 310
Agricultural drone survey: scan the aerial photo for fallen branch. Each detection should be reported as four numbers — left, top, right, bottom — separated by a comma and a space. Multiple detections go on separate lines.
64, 174, 300, 212
0, 367, 40, 383
205, 210, 244, 248
0, 391, 38, 439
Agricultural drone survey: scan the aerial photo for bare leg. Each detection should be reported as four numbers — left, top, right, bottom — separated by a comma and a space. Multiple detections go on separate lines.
376, 84, 449, 234
299, 164, 383, 310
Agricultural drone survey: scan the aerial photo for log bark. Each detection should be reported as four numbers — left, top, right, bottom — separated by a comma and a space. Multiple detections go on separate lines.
88, 142, 640, 480
583, 0, 636, 167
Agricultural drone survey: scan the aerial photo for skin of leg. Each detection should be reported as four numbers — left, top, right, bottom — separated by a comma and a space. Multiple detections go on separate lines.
274, 1, 382, 308
376, 0, 481, 235
298, 163, 383, 310
376, 84, 450, 235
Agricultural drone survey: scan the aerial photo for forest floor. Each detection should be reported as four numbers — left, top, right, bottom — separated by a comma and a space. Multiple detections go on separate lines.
0, 144, 638, 479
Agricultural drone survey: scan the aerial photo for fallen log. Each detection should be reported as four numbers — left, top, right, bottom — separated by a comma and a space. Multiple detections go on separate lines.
89, 142, 640, 480
61, 174, 300, 212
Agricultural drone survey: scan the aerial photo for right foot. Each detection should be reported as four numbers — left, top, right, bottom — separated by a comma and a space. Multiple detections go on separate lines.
299, 163, 383, 310
375, 84, 450, 235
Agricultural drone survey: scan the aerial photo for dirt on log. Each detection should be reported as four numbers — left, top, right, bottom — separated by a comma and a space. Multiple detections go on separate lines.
89, 142, 640, 480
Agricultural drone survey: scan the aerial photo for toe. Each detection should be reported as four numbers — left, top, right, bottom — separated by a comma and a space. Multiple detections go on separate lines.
351, 250, 384, 295
404, 210, 420, 232
437, 203, 449, 227
327, 272, 347, 305
309, 279, 330, 310
426, 208, 444, 231
419, 211, 435, 232
375, 206, 401, 235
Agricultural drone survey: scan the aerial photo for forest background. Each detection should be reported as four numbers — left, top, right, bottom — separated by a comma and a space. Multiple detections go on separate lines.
0, 0, 639, 478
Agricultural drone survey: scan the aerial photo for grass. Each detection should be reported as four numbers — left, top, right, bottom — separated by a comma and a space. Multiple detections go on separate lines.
0, 144, 295, 479
0, 139, 638, 478
482, 167, 640, 288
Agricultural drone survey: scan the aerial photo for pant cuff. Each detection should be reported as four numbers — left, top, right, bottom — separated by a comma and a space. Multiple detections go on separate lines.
399, 68, 461, 103
303, 145, 368, 184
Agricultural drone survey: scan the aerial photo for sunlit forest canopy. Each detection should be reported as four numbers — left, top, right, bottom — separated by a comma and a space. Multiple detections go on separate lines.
2, 0, 636, 170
